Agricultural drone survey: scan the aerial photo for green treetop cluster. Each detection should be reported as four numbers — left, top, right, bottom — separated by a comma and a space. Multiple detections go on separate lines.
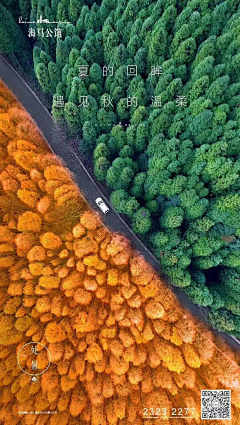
0, 1, 32, 62
7, 0, 240, 336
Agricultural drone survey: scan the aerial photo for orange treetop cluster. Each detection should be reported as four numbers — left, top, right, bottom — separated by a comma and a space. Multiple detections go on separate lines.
0, 79, 239, 425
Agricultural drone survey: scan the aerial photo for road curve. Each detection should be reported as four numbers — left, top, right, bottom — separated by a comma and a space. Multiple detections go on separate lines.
0, 54, 239, 351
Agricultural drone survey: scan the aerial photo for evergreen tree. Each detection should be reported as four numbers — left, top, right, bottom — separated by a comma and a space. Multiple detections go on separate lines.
35, 63, 52, 93
0, 3, 31, 62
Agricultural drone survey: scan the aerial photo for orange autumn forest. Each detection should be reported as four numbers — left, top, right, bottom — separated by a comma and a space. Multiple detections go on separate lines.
0, 79, 239, 425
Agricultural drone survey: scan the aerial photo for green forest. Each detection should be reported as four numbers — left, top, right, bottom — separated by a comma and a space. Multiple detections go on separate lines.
1, 0, 240, 336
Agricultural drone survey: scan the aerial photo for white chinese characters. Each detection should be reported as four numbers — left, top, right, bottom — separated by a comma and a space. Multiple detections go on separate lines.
151, 66, 163, 76
28, 28, 62, 38
78, 96, 89, 108
78, 65, 89, 78
176, 95, 187, 107
50, 63, 187, 111
151, 96, 162, 107
103, 65, 113, 76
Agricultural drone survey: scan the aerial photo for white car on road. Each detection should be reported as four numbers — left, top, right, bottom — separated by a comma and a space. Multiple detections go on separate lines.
95, 197, 109, 214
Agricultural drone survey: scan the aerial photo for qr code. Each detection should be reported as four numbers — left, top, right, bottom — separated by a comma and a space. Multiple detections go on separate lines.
201, 390, 231, 420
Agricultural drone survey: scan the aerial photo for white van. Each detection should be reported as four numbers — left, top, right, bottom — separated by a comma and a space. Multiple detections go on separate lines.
95, 197, 109, 214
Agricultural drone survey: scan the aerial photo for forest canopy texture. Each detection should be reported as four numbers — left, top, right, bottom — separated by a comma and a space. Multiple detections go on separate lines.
2, 0, 240, 336
0, 79, 240, 425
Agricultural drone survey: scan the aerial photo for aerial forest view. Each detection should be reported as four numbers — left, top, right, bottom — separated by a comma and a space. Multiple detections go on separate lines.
1, 0, 239, 337
0, 0, 240, 422
0, 77, 239, 425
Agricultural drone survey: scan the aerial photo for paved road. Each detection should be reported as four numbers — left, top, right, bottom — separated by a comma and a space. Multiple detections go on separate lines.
0, 54, 239, 351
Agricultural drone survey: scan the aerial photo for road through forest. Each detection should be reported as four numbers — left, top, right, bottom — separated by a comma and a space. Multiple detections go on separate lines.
0, 54, 239, 351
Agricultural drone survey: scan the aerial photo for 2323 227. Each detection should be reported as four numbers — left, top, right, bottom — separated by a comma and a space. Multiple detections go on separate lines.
143, 407, 196, 418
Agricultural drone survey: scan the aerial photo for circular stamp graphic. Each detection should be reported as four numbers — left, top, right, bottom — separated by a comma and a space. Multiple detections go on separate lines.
17, 342, 51, 376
